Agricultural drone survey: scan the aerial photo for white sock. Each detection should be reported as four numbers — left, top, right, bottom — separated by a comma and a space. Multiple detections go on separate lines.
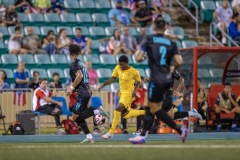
94, 110, 100, 115
188, 111, 194, 116
106, 132, 112, 136
86, 133, 93, 139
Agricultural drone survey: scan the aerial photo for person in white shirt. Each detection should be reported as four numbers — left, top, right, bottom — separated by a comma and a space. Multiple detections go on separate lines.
213, 0, 233, 44
32, 78, 65, 134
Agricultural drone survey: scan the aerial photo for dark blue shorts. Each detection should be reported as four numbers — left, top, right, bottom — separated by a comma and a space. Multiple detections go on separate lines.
148, 81, 170, 103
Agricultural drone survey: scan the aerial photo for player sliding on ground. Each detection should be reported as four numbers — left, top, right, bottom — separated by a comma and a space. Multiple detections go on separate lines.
129, 15, 188, 144
98, 55, 145, 140
66, 44, 109, 143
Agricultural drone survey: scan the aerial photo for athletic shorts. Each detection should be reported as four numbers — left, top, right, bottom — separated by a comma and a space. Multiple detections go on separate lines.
119, 94, 134, 110
148, 81, 170, 103
72, 96, 91, 114
162, 99, 173, 112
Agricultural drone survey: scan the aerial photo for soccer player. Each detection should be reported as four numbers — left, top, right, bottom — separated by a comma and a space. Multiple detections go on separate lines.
129, 16, 188, 144
99, 55, 145, 140
66, 44, 109, 143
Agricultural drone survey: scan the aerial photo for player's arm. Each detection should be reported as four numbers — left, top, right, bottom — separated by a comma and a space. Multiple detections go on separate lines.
67, 70, 83, 95
36, 91, 62, 106
135, 37, 147, 62
98, 77, 117, 91
173, 76, 184, 97
229, 94, 238, 108
133, 71, 141, 97
173, 54, 183, 69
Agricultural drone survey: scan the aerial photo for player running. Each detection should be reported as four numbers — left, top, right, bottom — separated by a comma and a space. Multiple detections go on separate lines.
129, 16, 188, 144
99, 55, 145, 140
66, 44, 109, 143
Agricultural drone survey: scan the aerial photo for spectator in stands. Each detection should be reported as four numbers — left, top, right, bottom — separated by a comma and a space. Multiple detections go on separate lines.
150, 0, 165, 14
120, 27, 138, 54
8, 26, 28, 54
108, 0, 140, 27
0, 70, 10, 91
29, 71, 39, 90
135, 0, 152, 27
34, 0, 51, 14
164, 22, 183, 40
197, 78, 208, 120
85, 61, 98, 89
33, 78, 65, 134
228, 12, 240, 44
15, 0, 34, 14
14, 62, 30, 89
232, 0, 240, 10
41, 30, 57, 54
0, 4, 6, 27
105, 29, 126, 55
50, 72, 62, 89
213, 0, 233, 44
214, 82, 240, 132
49, 0, 67, 14
57, 29, 71, 55
22, 26, 47, 54
137, 27, 147, 44
3, 4, 21, 27
72, 28, 92, 55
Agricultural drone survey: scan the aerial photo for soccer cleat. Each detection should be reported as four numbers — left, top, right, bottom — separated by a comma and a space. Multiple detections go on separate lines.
122, 129, 128, 134
191, 108, 203, 120
101, 133, 113, 140
57, 128, 66, 135
180, 127, 189, 143
100, 109, 110, 119
133, 132, 141, 136
80, 137, 95, 143
128, 136, 146, 144
216, 125, 222, 132
231, 126, 240, 132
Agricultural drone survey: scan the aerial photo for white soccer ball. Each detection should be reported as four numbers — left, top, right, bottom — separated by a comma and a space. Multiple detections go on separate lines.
94, 114, 106, 125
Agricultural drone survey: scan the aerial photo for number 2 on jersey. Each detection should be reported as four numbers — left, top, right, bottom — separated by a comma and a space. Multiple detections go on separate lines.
159, 46, 167, 65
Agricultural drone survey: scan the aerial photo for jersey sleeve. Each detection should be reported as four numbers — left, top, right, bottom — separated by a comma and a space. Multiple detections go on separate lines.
134, 70, 141, 82
173, 70, 182, 80
112, 65, 119, 78
139, 37, 148, 51
36, 90, 45, 98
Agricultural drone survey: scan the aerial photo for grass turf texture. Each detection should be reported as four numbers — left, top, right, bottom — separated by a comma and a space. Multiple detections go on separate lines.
0, 140, 239, 160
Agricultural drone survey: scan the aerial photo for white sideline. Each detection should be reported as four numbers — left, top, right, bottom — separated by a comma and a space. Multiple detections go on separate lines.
2, 145, 240, 149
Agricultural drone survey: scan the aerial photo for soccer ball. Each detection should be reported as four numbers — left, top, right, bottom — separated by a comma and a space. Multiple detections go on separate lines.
94, 114, 106, 125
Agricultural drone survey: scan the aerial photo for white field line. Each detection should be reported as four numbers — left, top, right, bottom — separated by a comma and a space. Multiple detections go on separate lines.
1, 145, 240, 149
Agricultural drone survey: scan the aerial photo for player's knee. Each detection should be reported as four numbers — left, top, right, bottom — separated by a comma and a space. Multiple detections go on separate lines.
122, 108, 129, 118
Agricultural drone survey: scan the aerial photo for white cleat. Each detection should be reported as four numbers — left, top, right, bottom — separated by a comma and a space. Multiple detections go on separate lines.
128, 136, 146, 144
191, 108, 203, 120
180, 127, 189, 143
101, 133, 113, 140
80, 137, 95, 143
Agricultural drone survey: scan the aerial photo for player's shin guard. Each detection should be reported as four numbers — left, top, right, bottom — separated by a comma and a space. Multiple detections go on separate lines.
78, 120, 90, 135
155, 109, 182, 135
123, 110, 145, 119
173, 112, 189, 120
109, 110, 121, 134
140, 107, 154, 137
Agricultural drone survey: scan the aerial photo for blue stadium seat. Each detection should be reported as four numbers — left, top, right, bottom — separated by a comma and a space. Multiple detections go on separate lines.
89, 27, 106, 39
163, 13, 171, 23
76, 13, 92, 26
8, 26, 24, 35
72, 26, 89, 36
105, 27, 119, 36
171, 26, 185, 38
97, 68, 112, 79
136, 68, 146, 77
1, 54, 18, 65
24, 26, 41, 36
63, 68, 70, 78
182, 40, 198, 48
66, 55, 83, 63
34, 54, 51, 65
0, 27, 9, 40
50, 54, 67, 64
64, 0, 81, 13
79, 0, 96, 13
92, 13, 109, 26
60, 13, 77, 26
0, 68, 14, 78
200, 1, 216, 22
57, 26, 73, 37
44, 13, 61, 26
30, 68, 48, 78
18, 13, 29, 25
128, 27, 137, 36
83, 54, 101, 67
91, 40, 101, 54
96, 0, 112, 13
0, 40, 7, 54
47, 68, 64, 78
99, 54, 116, 68
132, 55, 148, 67
40, 26, 56, 36
28, 13, 45, 26
18, 54, 35, 65
110, 83, 120, 92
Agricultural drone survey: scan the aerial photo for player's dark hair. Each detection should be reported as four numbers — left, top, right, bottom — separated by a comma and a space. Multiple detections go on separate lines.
53, 72, 59, 77
15, 26, 21, 31
118, 55, 129, 63
75, 28, 82, 32
33, 71, 39, 76
39, 78, 48, 84
113, 29, 120, 41
69, 43, 81, 56
154, 15, 166, 30
224, 82, 231, 86
47, 30, 54, 36
232, 12, 239, 19
0, 70, 7, 80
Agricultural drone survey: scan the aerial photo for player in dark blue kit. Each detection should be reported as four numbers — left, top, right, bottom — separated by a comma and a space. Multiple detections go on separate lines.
129, 16, 189, 144
66, 44, 109, 143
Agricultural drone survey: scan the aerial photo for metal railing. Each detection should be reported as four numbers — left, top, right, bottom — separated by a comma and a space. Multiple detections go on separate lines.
209, 21, 239, 47
169, 0, 199, 36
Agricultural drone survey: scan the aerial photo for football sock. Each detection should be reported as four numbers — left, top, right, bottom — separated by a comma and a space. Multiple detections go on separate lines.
109, 110, 121, 134
155, 109, 182, 135
140, 107, 154, 137
233, 113, 240, 124
123, 110, 145, 119
173, 112, 189, 120
86, 133, 93, 139
79, 120, 90, 135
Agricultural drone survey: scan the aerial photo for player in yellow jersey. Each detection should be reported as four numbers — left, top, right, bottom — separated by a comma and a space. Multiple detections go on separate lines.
98, 55, 145, 140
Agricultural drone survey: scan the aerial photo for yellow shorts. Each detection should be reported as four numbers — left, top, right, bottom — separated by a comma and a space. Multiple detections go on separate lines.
119, 94, 134, 110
